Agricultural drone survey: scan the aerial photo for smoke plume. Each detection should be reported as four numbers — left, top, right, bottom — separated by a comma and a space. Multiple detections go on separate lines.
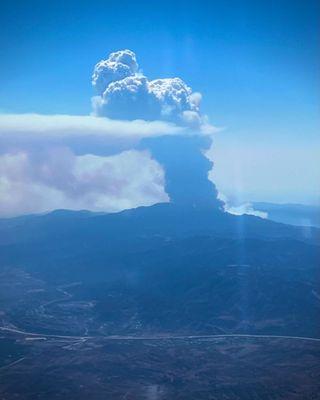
0, 49, 222, 217
92, 49, 222, 208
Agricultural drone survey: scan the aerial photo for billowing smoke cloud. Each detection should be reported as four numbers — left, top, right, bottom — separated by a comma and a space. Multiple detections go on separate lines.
0, 147, 168, 217
92, 49, 213, 132
227, 204, 268, 219
92, 49, 139, 95
92, 49, 222, 208
219, 196, 268, 219
0, 114, 175, 217
0, 49, 222, 216
141, 135, 222, 208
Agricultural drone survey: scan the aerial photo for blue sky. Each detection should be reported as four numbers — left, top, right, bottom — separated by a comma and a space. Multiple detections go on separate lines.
0, 0, 319, 207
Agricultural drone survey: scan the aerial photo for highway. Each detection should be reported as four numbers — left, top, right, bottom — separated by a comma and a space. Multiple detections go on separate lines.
1, 326, 320, 343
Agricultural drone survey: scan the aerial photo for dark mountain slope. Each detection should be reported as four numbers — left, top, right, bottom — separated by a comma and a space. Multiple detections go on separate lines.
0, 203, 317, 246
0, 203, 319, 338
253, 202, 320, 227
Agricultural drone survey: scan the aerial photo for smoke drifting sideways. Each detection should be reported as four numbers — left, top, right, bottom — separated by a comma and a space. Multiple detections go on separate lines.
92, 49, 223, 209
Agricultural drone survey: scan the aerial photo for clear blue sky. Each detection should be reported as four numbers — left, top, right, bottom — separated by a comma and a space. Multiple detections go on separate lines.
1, 0, 319, 204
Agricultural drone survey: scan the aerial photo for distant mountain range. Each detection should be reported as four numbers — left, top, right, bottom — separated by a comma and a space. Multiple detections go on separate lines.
252, 202, 320, 227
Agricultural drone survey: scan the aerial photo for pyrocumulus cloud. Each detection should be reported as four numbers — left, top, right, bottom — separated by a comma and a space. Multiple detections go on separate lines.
0, 49, 220, 216
92, 49, 214, 133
